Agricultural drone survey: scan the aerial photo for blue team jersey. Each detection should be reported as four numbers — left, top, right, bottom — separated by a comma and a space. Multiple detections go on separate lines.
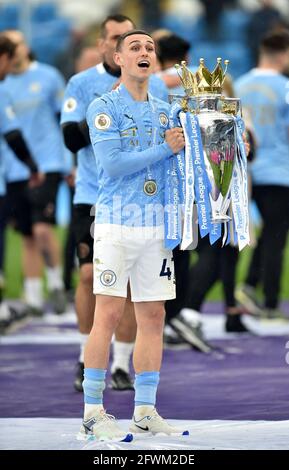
61, 63, 169, 205
86, 84, 172, 227
235, 69, 289, 187
0, 86, 21, 195
1, 61, 66, 182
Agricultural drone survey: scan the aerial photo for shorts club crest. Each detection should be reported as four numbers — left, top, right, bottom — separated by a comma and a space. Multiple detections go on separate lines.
100, 270, 117, 287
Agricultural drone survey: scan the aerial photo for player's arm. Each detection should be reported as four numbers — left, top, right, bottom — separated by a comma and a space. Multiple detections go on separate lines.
4, 129, 38, 173
61, 78, 91, 153
87, 100, 184, 178
96, 129, 185, 178
62, 120, 90, 153
92, 138, 172, 178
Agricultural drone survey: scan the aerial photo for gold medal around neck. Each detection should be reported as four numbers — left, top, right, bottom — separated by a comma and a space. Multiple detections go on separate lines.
144, 180, 157, 196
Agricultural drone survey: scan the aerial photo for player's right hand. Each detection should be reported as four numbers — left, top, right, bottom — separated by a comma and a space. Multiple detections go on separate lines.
28, 172, 45, 188
165, 127, 185, 154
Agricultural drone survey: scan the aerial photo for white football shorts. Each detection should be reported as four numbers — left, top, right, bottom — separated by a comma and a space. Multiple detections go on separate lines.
93, 224, 176, 302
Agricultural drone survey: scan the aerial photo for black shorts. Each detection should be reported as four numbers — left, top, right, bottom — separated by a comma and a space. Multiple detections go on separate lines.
4, 181, 33, 236
28, 172, 62, 225
0, 194, 6, 232
0, 195, 5, 223
72, 204, 94, 266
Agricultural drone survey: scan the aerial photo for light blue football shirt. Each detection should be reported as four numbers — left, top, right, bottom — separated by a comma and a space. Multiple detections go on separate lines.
235, 69, 289, 187
86, 84, 172, 227
1, 61, 66, 182
61, 63, 169, 205
0, 86, 21, 195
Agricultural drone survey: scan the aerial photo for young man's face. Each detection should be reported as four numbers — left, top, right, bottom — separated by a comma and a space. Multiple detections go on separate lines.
114, 34, 157, 82
101, 20, 134, 69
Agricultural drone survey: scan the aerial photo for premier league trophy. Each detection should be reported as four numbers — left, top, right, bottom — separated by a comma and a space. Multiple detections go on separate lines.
165, 59, 250, 251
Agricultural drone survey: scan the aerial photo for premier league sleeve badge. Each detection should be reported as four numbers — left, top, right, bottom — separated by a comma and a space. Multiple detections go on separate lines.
94, 113, 112, 130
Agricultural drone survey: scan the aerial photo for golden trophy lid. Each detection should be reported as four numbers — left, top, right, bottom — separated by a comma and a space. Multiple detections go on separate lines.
175, 58, 229, 97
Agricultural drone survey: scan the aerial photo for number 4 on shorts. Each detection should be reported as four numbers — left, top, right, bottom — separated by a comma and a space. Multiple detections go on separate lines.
160, 258, 172, 280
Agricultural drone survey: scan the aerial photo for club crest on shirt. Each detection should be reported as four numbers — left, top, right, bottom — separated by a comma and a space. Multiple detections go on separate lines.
100, 270, 116, 287
159, 112, 168, 127
29, 82, 41, 93
64, 97, 77, 112
94, 113, 111, 130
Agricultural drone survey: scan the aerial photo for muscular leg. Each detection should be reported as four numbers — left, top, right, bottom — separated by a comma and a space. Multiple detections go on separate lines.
75, 263, 95, 334
84, 295, 126, 368
111, 296, 136, 387
133, 301, 165, 373
33, 222, 65, 313
22, 235, 43, 310
33, 222, 61, 268
22, 235, 43, 277
115, 296, 136, 343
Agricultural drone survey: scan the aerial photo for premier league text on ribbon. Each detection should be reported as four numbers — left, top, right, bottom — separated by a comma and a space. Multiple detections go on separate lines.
166, 58, 250, 251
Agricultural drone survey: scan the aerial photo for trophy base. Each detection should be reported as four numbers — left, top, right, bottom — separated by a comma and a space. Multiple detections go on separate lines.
211, 214, 231, 224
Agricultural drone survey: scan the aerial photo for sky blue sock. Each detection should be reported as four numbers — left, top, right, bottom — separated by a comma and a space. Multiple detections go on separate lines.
134, 371, 160, 406
83, 368, 106, 404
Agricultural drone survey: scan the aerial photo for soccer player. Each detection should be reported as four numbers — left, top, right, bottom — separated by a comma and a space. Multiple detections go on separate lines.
61, 15, 169, 392
235, 30, 289, 321
80, 30, 188, 442
0, 35, 41, 327
2, 30, 67, 314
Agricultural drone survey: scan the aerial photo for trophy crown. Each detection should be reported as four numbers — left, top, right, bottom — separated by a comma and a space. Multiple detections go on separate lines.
175, 58, 229, 96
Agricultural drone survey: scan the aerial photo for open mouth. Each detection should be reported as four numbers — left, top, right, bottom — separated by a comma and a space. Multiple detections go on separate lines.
138, 60, 150, 68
